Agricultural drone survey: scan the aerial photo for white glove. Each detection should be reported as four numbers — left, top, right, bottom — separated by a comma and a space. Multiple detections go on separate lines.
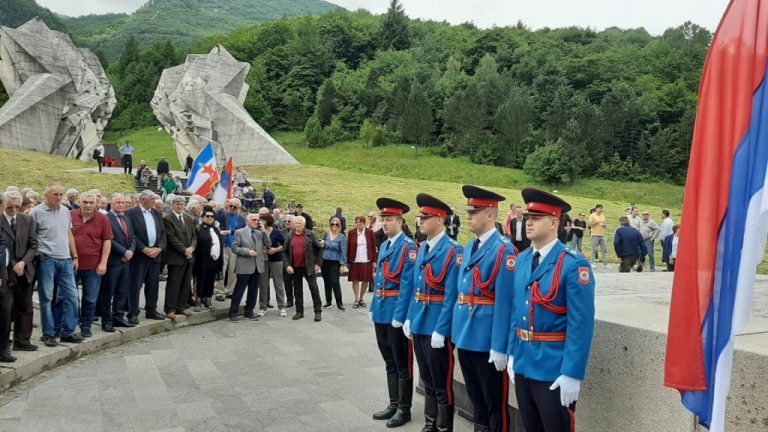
507, 356, 515, 384
488, 349, 508, 372
369, 312, 373, 323
431, 332, 445, 349
402, 320, 412, 339
549, 375, 581, 406
391, 319, 403, 328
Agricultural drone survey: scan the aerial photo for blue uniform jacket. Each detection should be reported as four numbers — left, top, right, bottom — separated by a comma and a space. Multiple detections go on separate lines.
406, 235, 463, 337
372, 234, 418, 324
506, 241, 595, 381
451, 230, 516, 353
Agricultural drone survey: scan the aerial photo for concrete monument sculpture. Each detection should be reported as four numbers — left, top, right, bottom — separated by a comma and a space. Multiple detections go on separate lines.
0, 18, 116, 160
151, 45, 297, 167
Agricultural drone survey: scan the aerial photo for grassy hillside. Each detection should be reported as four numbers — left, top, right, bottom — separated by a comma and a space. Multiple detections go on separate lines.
103, 127, 180, 170
63, 0, 340, 60
0, 148, 136, 193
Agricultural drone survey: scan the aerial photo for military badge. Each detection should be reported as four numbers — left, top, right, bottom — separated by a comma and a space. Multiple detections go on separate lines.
578, 266, 590, 285
408, 250, 417, 262
455, 253, 463, 267
505, 255, 516, 270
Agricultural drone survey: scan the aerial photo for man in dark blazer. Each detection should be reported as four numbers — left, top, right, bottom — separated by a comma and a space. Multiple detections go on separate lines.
163, 196, 197, 320
100, 194, 136, 332
444, 209, 460, 240
509, 206, 530, 251
283, 215, 324, 321
125, 190, 167, 323
0, 220, 10, 361
295, 204, 314, 231
0, 191, 38, 354
229, 213, 270, 320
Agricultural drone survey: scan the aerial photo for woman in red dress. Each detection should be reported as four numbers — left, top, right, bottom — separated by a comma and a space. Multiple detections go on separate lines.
346, 215, 377, 308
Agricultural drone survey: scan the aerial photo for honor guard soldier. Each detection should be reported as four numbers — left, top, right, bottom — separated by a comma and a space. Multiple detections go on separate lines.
505, 188, 595, 432
371, 198, 418, 428
401, 194, 464, 432
451, 185, 517, 432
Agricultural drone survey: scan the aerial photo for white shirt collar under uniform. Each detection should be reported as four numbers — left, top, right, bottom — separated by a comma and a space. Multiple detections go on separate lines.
425, 231, 445, 254
532, 237, 560, 261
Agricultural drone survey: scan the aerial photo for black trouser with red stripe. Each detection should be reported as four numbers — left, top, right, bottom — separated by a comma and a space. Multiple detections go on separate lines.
457, 348, 509, 432
375, 323, 413, 379
413, 334, 454, 405
514, 373, 575, 432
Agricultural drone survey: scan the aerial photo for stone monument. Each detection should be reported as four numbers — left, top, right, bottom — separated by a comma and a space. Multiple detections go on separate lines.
151, 45, 297, 167
0, 18, 116, 160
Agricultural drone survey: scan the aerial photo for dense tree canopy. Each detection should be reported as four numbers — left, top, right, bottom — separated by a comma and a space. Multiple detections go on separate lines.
104, 8, 709, 184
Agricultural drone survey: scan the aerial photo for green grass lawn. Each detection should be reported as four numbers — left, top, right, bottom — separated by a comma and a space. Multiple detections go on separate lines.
103, 127, 181, 170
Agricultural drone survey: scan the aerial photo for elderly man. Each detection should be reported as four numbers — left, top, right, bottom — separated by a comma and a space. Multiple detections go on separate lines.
66, 189, 80, 210
281, 214, 295, 307
186, 199, 203, 226
283, 215, 323, 321
217, 198, 246, 298
229, 213, 270, 320
71, 191, 112, 337
0, 207, 11, 361
163, 196, 197, 320
99, 194, 136, 332
125, 190, 167, 323
0, 191, 39, 353
272, 208, 284, 230
30, 184, 83, 346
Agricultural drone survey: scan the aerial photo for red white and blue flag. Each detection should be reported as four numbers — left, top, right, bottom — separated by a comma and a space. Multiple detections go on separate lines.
212, 157, 234, 203
664, 1, 768, 431
186, 142, 220, 197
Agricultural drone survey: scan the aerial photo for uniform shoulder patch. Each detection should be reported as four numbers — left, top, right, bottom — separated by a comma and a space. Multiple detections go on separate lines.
505, 254, 516, 271
408, 249, 417, 263
500, 236, 510, 244
578, 266, 590, 285
455, 253, 463, 267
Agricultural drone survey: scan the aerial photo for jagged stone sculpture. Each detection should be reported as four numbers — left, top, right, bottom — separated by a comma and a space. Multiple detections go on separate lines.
151, 45, 297, 167
0, 18, 116, 160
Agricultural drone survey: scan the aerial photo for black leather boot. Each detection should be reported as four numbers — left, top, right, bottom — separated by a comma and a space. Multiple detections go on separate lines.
437, 404, 454, 432
386, 378, 412, 427
373, 374, 399, 420
420, 395, 437, 432
473, 424, 489, 432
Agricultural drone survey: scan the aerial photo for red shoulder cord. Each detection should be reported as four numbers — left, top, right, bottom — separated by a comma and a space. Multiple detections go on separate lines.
529, 251, 568, 332
469, 244, 506, 306
424, 246, 456, 292
383, 243, 410, 284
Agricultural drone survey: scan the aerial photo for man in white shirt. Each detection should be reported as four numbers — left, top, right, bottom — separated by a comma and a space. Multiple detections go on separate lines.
659, 209, 675, 247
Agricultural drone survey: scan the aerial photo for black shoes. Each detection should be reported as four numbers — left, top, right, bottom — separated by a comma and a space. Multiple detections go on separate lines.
145, 313, 166, 321
436, 404, 454, 432
229, 315, 239, 322
42, 335, 58, 347
422, 395, 437, 432
373, 374, 399, 420
337, 304, 346, 311
243, 314, 260, 321
0, 350, 16, 363
113, 320, 135, 328
13, 342, 38, 352
286, 301, 294, 308
127, 317, 140, 326
386, 378, 413, 428
102, 324, 116, 333
81, 328, 93, 338
314, 312, 322, 322
292, 313, 304, 320
323, 302, 333, 309
60, 334, 84, 344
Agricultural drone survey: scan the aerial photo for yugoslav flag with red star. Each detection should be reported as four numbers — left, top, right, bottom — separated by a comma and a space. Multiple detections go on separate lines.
186, 142, 220, 197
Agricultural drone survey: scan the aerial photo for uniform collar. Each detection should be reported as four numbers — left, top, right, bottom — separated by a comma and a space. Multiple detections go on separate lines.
532, 237, 559, 261
475, 226, 496, 247
425, 231, 445, 252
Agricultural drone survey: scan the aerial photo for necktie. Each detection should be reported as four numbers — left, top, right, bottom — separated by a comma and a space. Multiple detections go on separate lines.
532, 251, 541, 272
471, 239, 479, 255
251, 229, 258, 244
178, 214, 184, 227
118, 214, 130, 241
10, 217, 15, 233
386, 240, 392, 250
424, 242, 430, 256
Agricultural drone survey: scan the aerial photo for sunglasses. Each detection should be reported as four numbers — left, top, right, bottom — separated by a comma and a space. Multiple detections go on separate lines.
203, 214, 214, 218
229, 205, 238, 209
330, 223, 340, 226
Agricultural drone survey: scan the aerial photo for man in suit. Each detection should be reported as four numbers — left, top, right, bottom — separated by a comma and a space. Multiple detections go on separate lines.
452, 185, 517, 432
444, 209, 460, 240
0, 196, 13, 361
371, 198, 418, 428
509, 205, 530, 252
283, 215, 324, 322
0, 191, 39, 354
124, 190, 167, 323
163, 196, 197, 320
504, 188, 595, 432
402, 194, 463, 432
70, 191, 113, 338
216, 198, 246, 298
99, 194, 136, 332
229, 213, 270, 320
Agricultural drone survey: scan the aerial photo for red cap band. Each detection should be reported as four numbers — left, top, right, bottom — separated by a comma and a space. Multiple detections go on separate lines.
466, 198, 498, 209
526, 202, 561, 218
419, 206, 448, 218
380, 207, 404, 216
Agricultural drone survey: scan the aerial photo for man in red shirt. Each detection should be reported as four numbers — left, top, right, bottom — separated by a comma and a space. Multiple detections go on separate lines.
283, 216, 324, 321
70, 191, 112, 338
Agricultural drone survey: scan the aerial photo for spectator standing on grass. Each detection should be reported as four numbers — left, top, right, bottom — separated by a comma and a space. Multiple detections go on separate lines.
93, 142, 105, 173
332, 207, 347, 232
156, 156, 170, 189
184, 154, 194, 176
120, 141, 135, 174
71, 191, 113, 338
558, 211, 572, 244
263, 186, 275, 211
571, 212, 587, 252
628, 206, 642, 230
638, 210, 661, 272
296, 204, 314, 231
509, 205, 530, 252
234, 166, 248, 188
30, 183, 83, 347
659, 210, 674, 248
613, 216, 647, 273
502, 203, 516, 238
662, 224, 680, 272
321, 216, 348, 311
588, 204, 610, 268
444, 209, 460, 240
287, 199, 297, 216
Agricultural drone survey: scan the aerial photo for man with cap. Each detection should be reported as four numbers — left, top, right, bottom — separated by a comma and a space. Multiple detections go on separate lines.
401, 194, 463, 432
505, 188, 595, 432
371, 198, 418, 428
452, 185, 517, 432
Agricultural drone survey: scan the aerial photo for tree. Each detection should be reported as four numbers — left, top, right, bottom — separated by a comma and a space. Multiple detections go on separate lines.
400, 82, 434, 145
379, 0, 411, 51
315, 79, 337, 127
523, 139, 571, 184
304, 115, 330, 148
493, 85, 535, 167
